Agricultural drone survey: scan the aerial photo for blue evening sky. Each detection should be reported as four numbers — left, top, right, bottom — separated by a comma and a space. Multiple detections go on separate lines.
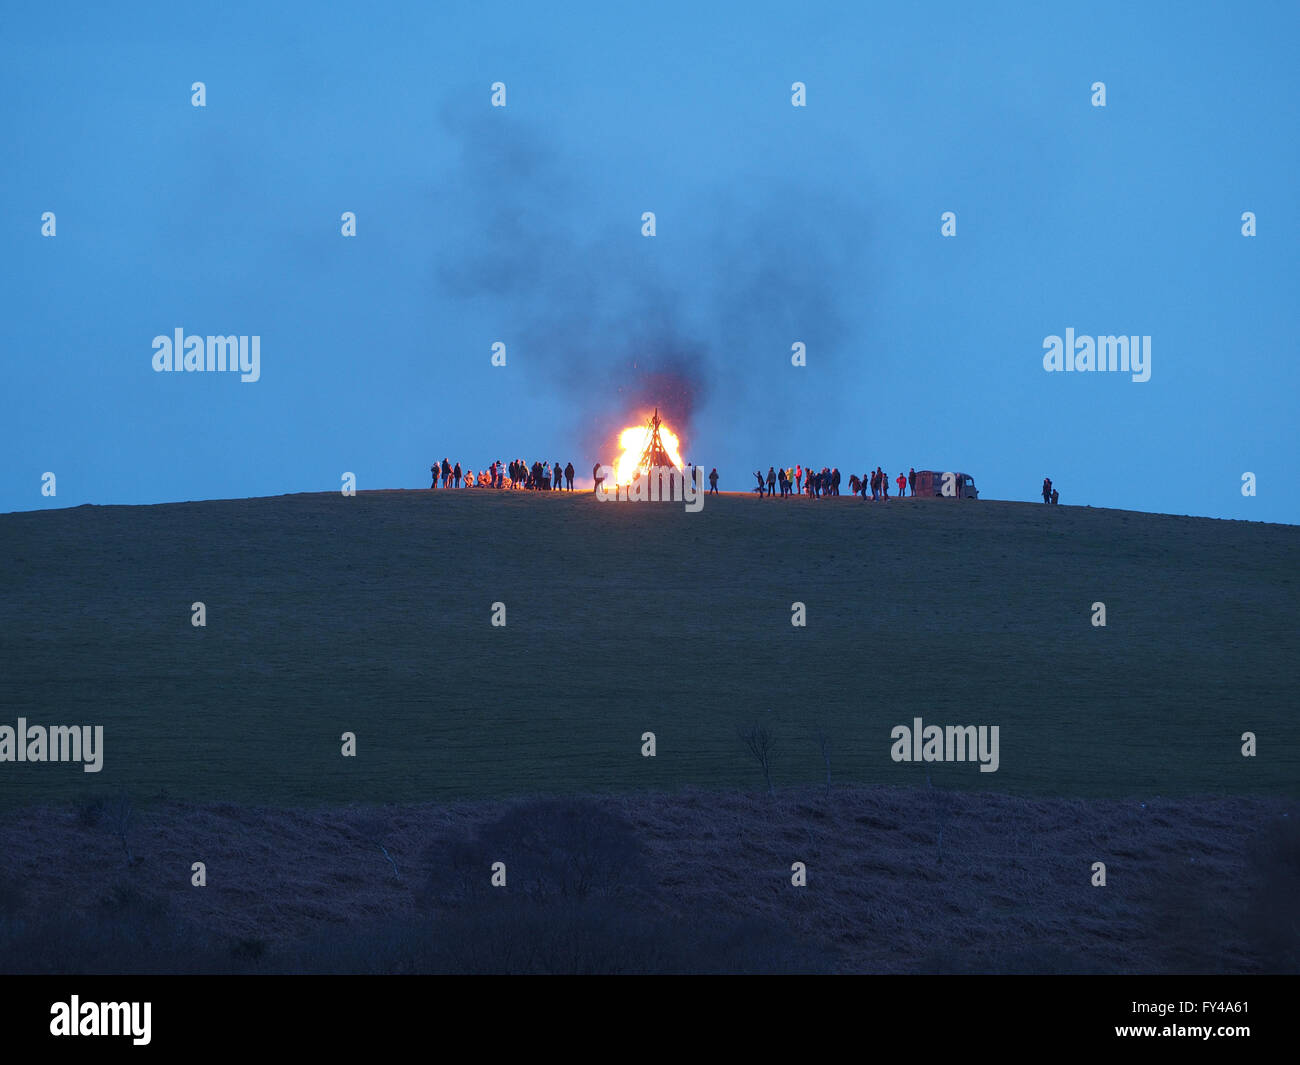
2, 1, 1296, 522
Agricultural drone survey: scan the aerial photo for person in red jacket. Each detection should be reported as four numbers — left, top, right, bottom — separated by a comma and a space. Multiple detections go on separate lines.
896, 472, 906, 497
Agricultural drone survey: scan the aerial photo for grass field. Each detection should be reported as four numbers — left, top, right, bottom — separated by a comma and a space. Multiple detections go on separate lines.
1, 489, 1296, 809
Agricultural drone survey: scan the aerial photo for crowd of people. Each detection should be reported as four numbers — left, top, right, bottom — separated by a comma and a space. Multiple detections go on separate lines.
751, 464, 920, 500
431, 455, 1061, 505
430, 458, 577, 491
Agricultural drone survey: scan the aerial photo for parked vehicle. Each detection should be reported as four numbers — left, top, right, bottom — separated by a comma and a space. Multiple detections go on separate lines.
911, 470, 979, 499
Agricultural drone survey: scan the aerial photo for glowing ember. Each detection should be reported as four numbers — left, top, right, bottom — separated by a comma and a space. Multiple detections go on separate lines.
611, 408, 685, 488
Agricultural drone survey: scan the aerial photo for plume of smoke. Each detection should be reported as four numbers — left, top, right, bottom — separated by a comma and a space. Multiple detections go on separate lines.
433, 105, 868, 460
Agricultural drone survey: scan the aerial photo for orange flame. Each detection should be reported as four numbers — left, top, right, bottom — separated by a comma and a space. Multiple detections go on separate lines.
611, 416, 686, 488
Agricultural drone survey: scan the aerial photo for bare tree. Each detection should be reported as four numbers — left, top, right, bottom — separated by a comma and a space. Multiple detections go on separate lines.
106, 788, 137, 867
357, 814, 402, 881
738, 724, 777, 796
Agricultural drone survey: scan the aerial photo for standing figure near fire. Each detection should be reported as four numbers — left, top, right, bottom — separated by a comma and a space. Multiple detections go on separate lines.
565, 462, 575, 490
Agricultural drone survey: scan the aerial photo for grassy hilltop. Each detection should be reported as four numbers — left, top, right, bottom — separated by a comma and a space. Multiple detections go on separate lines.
1, 489, 1296, 809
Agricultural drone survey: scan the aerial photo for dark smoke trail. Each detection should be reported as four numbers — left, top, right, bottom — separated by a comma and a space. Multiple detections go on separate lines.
432, 103, 868, 461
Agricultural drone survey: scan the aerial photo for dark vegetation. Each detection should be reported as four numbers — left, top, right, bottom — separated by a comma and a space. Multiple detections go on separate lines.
1, 792, 1295, 974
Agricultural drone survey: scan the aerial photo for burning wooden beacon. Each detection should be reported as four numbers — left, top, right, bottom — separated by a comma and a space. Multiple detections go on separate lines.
636, 408, 679, 472
610, 407, 687, 489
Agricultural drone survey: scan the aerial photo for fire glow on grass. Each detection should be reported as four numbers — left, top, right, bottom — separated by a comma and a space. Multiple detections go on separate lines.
611, 409, 685, 489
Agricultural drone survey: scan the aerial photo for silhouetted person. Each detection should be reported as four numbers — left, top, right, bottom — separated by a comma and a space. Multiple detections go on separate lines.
453, 462, 462, 488
1051, 488, 1059, 505
430, 464, 438, 489
908, 468, 916, 497
708, 467, 719, 494
565, 462, 575, 490
593, 462, 603, 495
441, 458, 452, 488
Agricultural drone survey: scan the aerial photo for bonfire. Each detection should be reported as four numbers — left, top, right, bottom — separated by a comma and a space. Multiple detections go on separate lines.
610, 408, 685, 489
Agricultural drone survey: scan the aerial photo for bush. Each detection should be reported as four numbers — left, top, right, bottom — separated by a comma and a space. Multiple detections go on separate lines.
73, 794, 106, 828
422, 797, 654, 906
